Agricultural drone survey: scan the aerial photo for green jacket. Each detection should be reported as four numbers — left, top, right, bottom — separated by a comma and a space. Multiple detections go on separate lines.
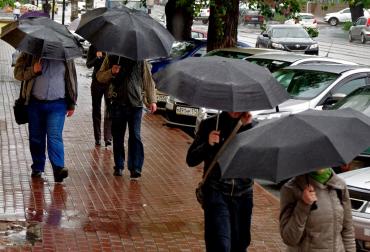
13, 53, 78, 110
96, 56, 157, 107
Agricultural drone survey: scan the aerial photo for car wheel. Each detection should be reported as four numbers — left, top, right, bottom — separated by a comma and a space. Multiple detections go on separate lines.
329, 17, 338, 26
202, 19, 208, 24
361, 33, 366, 44
348, 32, 353, 42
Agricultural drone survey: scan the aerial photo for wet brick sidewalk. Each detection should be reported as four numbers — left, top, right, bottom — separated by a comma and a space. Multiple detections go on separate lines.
0, 40, 285, 251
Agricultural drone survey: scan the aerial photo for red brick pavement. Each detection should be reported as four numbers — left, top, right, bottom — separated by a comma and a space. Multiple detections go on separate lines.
0, 40, 286, 251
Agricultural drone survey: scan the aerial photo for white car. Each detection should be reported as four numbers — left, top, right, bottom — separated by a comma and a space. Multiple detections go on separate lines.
285, 13, 318, 29
324, 8, 370, 26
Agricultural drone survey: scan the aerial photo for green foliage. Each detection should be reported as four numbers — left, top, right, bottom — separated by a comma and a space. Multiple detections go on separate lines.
342, 21, 353, 31
0, 0, 16, 8
272, 13, 286, 23
305, 27, 319, 37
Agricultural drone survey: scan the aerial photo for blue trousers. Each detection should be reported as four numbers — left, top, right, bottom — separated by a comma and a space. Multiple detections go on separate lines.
203, 185, 253, 252
28, 99, 67, 172
110, 105, 144, 173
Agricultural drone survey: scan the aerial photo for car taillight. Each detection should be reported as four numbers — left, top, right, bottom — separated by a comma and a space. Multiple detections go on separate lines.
367, 18, 370, 26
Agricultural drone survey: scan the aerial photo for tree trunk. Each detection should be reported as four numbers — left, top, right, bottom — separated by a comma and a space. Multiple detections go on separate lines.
70, 0, 79, 22
165, 0, 193, 41
350, 4, 364, 23
207, 0, 238, 52
86, 0, 93, 11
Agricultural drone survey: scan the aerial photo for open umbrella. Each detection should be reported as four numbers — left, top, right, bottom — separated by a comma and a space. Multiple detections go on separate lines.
218, 108, 370, 183
153, 56, 289, 112
75, 7, 175, 60
1, 17, 82, 60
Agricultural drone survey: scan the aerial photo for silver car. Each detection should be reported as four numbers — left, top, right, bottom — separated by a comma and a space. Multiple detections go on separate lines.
349, 16, 370, 44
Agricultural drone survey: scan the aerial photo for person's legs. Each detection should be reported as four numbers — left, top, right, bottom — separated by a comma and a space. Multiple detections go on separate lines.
127, 107, 144, 177
111, 104, 127, 175
203, 186, 231, 252
91, 83, 104, 145
230, 190, 253, 252
28, 100, 47, 174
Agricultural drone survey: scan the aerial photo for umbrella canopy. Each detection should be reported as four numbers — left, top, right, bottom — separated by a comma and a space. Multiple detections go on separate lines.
1, 17, 82, 60
75, 7, 175, 60
153, 56, 289, 112
218, 108, 370, 183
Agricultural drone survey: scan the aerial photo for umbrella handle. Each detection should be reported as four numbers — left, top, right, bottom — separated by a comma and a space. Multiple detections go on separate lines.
117, 56, 120, 65
215, 110, 220, 131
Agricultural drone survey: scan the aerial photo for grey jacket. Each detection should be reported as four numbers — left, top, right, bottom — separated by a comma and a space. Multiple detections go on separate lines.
13, 53, 78, 110
279, 173, 355, 252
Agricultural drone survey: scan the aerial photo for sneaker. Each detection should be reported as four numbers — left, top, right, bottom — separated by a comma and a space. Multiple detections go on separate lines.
105, 140, 112, 147
53, 168, 68, 183
130, 171, 141, 180
31, 170, 42, 178
113, 169, 122, 176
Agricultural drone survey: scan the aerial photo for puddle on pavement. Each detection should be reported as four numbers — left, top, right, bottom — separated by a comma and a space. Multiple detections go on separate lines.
0, 220, 42, 248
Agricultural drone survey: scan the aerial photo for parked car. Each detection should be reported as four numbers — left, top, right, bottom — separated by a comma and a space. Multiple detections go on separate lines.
349, 16, 370, 44
125, 0, 147, 13
151, 39, 249, 112
284, 12, 318, 29
245, 52, 358, 72
191, 29, 207, 39
324, 7, 370, 26
329, 85, 370, 165
254, 64, 370, 121
255, 25, 319, 55
194, 2, 209, 24
239, 2, 264, 26
338, 167, 370, 251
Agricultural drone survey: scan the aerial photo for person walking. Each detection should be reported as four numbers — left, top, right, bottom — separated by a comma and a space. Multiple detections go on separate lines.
14, 52, 78, 183
86, 45, 112, 147
96, 55, 157, 179
186, 111, 255, 252
13, 0, 21, 20
279, 168, 355, 252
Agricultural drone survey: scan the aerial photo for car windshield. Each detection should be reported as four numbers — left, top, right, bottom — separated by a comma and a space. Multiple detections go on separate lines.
332, 87, 370, 117
247, 58, 291, 72
170, 41, 197, 58
272, 69, 339, 99
272, 27, 310, 38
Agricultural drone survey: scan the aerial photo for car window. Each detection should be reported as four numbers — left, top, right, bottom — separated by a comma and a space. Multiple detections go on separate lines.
334, 77, 367, 95
300, 15, 313, 20
342, 8, 350, 13
247, 58, 291, 72
272, 28, 310, 38
170, 41, 197, 58
191, 31, 205, 38
333, 87, 370, 117
272, 70, 339, 99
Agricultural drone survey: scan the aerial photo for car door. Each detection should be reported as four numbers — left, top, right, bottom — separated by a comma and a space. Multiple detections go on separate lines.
353, 18, 366, 38
320, 73, 369, 107
257, 29, 271, 48
340, 8, 352, 22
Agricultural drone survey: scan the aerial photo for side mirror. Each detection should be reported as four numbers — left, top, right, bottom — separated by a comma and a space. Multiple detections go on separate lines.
323, 93, 346, 108
262, 33, 269, 38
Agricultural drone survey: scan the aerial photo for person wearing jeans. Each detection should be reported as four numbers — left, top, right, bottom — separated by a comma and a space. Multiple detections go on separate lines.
186, 112, 256, 252
14, 52, 78, 182
96, 55, 156, 180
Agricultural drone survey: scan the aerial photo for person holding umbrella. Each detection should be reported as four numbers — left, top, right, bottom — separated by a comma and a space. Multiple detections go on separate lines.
86, 45, 112, 147
96, 55, 157, 179
279, 168, 355, 251
13, 53, 78, 182
186, 111, 256, 252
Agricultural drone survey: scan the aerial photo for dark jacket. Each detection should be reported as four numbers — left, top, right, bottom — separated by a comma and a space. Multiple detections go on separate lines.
14, 52, 78, 110
186, 112, 254, 196
86, 45, 105, 84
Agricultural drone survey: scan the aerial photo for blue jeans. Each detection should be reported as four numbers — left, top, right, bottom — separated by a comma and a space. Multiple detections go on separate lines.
203, 185, 253, 252
110, 105, 144, 173
28, 99, 67, 172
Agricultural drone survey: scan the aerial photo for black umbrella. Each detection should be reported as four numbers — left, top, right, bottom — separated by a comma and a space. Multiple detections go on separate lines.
153, 56, 289, 112
1, 17, 82, 60
75, 7, 175, 60
218, 108, 370, 183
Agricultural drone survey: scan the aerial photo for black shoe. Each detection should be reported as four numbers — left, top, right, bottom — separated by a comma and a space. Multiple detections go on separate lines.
113, 169, 123, 176
105, 140, 112, 147
54, 168, 68, 183
95, 140, 101, 146
130, 171, 141, 180
31, 170, 42, 178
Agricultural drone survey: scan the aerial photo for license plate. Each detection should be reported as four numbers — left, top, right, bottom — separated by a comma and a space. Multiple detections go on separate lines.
252, 17, 258, 20
365, 228, 370, 237
157, 94, 168, 102
176, 106, 199, 116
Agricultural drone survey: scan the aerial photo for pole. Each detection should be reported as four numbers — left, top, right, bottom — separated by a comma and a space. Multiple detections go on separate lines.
51, 0, 55, 20
62, 0, 65, 24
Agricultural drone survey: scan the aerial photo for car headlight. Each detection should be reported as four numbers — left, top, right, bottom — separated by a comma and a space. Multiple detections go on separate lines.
271, 43, 284, 49
309, 43, 318, 49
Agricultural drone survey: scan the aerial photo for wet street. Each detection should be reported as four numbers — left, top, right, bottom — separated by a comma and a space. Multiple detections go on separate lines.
0, 40, 285, 251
